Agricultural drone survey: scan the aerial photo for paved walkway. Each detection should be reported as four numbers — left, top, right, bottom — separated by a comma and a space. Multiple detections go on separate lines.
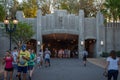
32, 58, 107, 80
88, 58, 106, 68
0, 58, 120, 80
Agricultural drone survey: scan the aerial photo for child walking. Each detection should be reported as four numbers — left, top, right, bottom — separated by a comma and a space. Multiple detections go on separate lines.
36, 54, 41, 68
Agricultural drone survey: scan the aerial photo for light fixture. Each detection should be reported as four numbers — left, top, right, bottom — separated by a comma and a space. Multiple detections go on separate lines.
100, 41, 104, 46
4, 19, 9, 24
81, 41, 84, 45
4, 16, 18, 51
37, 41, 41, 45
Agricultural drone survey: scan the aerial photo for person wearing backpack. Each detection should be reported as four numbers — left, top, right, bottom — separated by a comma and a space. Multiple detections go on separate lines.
44, 48, 51, 67
17, 44, 30, 80
82, 49, 88, 67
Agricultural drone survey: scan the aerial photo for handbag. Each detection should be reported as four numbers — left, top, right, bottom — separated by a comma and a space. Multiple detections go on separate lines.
103, 71, 108, 77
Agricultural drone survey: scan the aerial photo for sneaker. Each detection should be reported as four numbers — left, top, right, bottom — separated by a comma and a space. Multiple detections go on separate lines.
29, 76, 31, 80
16, 74, 18, 77
18, 77, 21, 80
49, 64, 51, 67
84, 64, 86, 67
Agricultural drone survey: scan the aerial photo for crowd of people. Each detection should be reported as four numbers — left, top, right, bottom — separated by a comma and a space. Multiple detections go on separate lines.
2, 44, 51, 80
2, 45, 120, 80
53, 49, 78, 58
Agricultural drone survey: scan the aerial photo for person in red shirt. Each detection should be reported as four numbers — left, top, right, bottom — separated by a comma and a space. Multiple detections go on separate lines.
3, 50, 13, 80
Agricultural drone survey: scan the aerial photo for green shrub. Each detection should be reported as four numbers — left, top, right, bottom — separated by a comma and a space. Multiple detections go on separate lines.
101, 51, 120, 57
101, 52, 109, 57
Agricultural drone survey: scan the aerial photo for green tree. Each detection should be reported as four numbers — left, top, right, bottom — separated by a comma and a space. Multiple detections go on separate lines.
17, 0, 51, 16
0, 4, 5, 22
56, 0, 99, 17
18, 0, 38, 18
10, 0, 19, 17
38, 0, 51, 15
11, 22, 35, 47
59, 0, 79, 14
103, 0, 119, 22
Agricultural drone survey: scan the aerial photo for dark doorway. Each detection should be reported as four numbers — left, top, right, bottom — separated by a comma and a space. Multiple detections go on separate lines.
42, 33, 78, 58
85, 39, 96, 58
26, 39, 37, 52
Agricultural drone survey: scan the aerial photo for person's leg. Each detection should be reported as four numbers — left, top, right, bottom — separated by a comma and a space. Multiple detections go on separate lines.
28, 65, 30, 79
23, 73, 27, 80
45, 59, 47, 67
13, 64, 18, 77
9, 70, 13, 80
17, 66, 22, 80
48, 59, 50, 67
38, 61, 40, 68
113, 70, 118, 80
83, 56, 87, 66
4, 70, 7, 80
30, 66, 34, 79
40, 60, 43, 66
108, 70, 112, 80
83, 57, 85, 66
46, 59, 49, 67
38, 63, 39, 68
22, 66, 28, 80
84, 61, 86, 66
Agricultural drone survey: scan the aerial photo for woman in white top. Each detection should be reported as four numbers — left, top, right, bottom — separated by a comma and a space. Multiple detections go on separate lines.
105, 50, 120, 80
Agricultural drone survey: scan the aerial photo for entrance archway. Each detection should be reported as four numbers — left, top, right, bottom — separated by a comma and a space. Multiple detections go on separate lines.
42, 33, 78, 58
85, 39, 96, 58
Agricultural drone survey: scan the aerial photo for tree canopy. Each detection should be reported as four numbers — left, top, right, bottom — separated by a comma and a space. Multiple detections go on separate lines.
15, 0, 102, 17
101, 0, 120, 22
0, 4, 5, 22
11, 22, 35, 47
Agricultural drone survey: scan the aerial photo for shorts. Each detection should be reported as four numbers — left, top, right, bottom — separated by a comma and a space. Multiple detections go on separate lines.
18, 66, 28, 73
37, 60, 40, 64
45, 58, 50, 63
13, 64, 18, 70
83, 56, 87, 61
4, 67, 13, 71
28, 65, 34, 70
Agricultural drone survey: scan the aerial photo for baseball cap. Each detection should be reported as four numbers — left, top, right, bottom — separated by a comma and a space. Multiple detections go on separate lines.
21, 44, 26, 51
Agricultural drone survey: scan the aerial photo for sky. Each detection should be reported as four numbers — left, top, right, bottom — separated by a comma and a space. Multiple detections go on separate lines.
18, 0, 22, 3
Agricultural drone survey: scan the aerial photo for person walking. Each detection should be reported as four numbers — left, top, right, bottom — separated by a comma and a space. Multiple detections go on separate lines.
17, 44, 30, 80
105, 50, 120, 80
44, 48, 51, 67
28, 49, 36, 80
36, 53, 41, 68
12, 47, 18, 74
82, 49, 88, 67
39, 49, 43, 67
3, 50, 13, 80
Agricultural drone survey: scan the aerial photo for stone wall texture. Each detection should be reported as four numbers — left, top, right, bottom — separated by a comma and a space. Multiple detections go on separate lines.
0, 9, 120, 57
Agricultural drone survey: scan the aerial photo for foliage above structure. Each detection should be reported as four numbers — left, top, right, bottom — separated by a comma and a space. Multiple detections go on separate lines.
0, 4, 5, 22
15, 0, 104, 17
10, 22, 35, 47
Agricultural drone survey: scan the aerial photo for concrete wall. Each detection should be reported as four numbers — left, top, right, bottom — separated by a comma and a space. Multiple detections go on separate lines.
84, 18, 96, 39
105, 23, 120, 52
0, 9, 120, 57
0, 23, 11, 57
